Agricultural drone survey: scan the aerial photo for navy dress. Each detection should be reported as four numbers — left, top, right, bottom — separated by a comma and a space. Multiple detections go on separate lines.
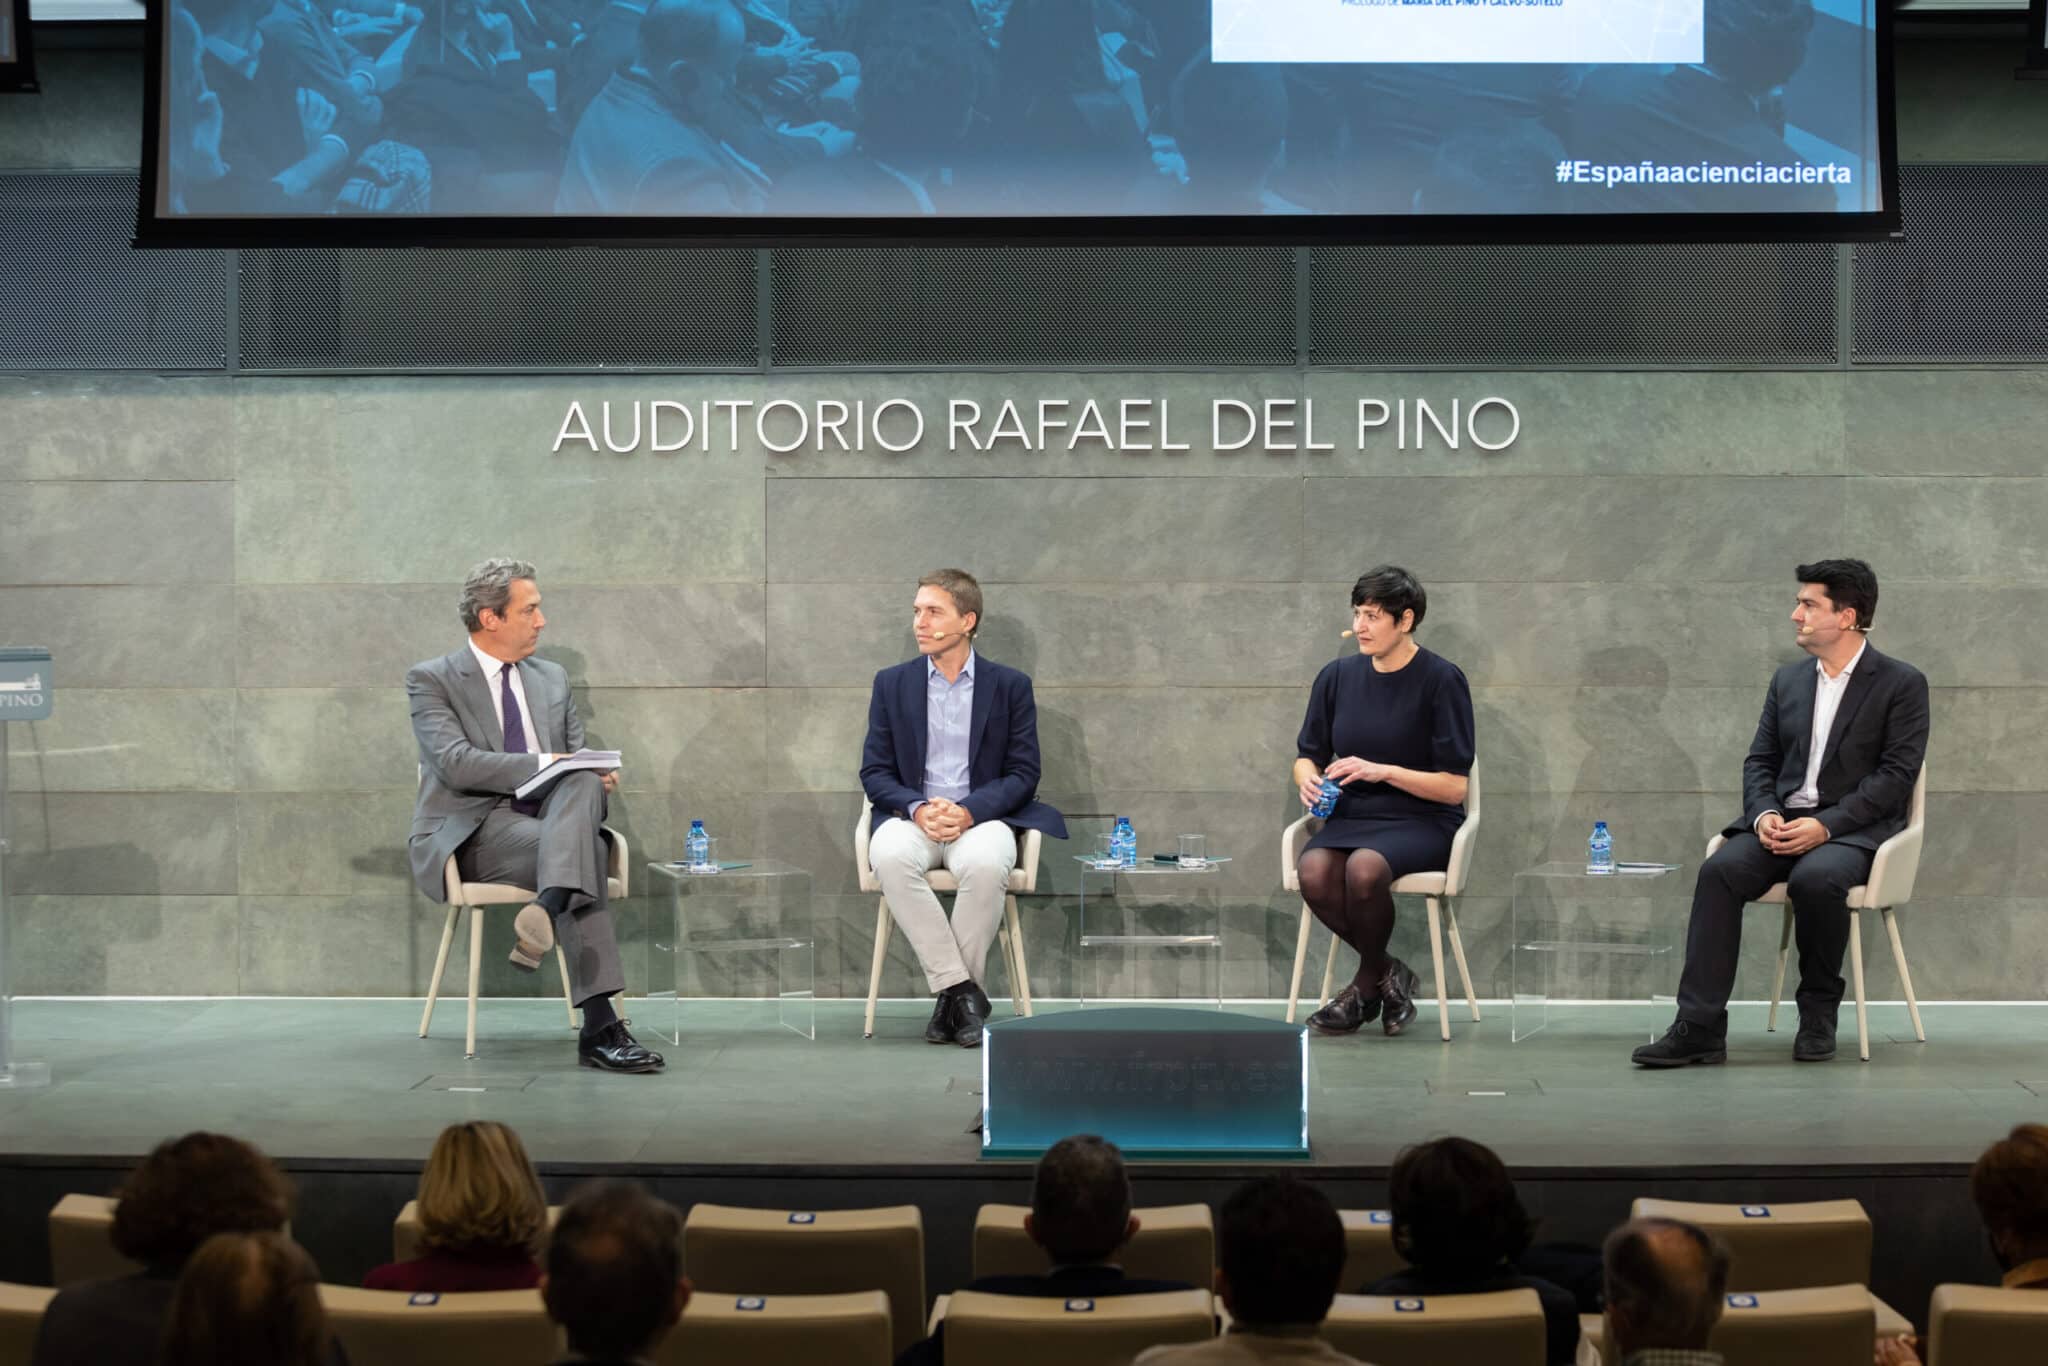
1296, 647, 1476, 877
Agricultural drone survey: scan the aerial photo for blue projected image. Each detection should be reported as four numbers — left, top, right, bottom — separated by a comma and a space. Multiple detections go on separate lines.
153, 0, 1886, 220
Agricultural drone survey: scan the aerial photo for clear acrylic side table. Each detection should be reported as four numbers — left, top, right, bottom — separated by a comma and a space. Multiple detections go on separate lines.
1511, 861, 1686, 1042
1075, 856, 1230, 1009
645, 859, 814, 1042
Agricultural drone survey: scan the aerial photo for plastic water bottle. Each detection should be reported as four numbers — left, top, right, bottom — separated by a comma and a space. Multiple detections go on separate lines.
1587, 821, 1614, 876
1311, 777, 1340, 819
1113, 816, 1137, 869
685, 819, 710, 870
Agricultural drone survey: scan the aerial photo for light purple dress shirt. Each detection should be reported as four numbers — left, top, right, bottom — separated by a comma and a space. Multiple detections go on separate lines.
918, 651, 975, 810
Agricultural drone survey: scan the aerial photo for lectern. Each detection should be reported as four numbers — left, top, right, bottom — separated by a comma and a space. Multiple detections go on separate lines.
0, 647, 51, 1088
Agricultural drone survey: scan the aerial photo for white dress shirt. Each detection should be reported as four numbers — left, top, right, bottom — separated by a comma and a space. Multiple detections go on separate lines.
1759, 640, 1865, 831
468, 639, 544, 768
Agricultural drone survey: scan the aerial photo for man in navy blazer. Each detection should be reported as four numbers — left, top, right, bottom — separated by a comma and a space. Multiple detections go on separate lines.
1637, 559, 1930, 1068
861, 569, 1066, 1047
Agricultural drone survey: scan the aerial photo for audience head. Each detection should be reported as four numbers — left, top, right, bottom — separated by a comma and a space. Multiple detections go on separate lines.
415, 1120, 548, 1257
1387, 1136, 1534, 1277
639, 0, 747, 115
1793, 557, 1878, 635
1027, 1134, 1136, 1265
860, 25, 983, 166
915, 567, 982, 644
1170, 52, 1289, 197
1350, 564, 1427, 646
459, 557, 543, 658
1216, 1177, 1347, 1329
543, 1181, 690, 1360
1971, 1122, 2048, 1269
112, 1131, 294, 1271
161, 1231, 328, 1366
1705, 0, 1815, 95
1603, 1217, 1730, 1357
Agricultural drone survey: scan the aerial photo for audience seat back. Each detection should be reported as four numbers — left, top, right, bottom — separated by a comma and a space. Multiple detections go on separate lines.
1322, 1288, 1545, 1366
1927, 1282, 2048, 1366
1338, 1209, 1407, 1288
0, 1281, 58, 1366
970, 1203, 1214, 1288
941, 1287, 1211, 1366
391, 1200, 563, 1262
47, 1195, 143, 1288
1696, 1283, 1874, 1366
682, 1204, 925, 1355
318, 1286, 556, 1366
1630, 1198, 1872, 1290
665, 1289, 892, 1366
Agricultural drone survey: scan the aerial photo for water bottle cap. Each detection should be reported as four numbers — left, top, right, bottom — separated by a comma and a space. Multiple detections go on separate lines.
1594, 821, 1608, 830
690, 819, 704, 828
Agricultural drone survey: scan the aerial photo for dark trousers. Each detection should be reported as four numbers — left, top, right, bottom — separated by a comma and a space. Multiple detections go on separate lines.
1675, 832, 1874, 1036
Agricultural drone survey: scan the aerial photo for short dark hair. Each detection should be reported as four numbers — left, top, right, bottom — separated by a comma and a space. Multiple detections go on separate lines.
1387, 1136, 1534, 1277
1603, 1217, 1730, 1353
918, 568, 983, 637
1971, 1123, 2048, 1259
161, 1231, 328, 1366
545, 1182, 684, 1359
1218, 1177, 1347, 1327
1795, 558, 1878, 630
112, 1132, 295, 1268
1350, 565, 1427, 632
1031, 1135, 1133, 1264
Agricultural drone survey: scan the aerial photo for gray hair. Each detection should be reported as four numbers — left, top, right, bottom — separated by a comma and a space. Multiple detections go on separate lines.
459, 559, 537, 632
1603, 1217, 1730, 1353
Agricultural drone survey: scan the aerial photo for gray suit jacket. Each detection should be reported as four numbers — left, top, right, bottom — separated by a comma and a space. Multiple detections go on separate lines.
407, 647, 580, 902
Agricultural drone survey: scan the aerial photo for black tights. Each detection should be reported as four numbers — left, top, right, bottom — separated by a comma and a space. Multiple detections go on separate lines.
1299, 847, 1397, 994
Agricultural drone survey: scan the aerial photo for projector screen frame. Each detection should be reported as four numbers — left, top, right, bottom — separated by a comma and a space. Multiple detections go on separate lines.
1, 0, 40, 93
133, 0, 1904, 248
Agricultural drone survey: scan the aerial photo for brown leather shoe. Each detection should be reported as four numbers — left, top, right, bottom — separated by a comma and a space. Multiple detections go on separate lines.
1307, 984, 1382, 1035
1379, 958, 1422, 1037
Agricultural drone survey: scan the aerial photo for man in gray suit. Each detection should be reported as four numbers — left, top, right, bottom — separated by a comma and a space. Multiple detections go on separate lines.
408, 558, 663, 1073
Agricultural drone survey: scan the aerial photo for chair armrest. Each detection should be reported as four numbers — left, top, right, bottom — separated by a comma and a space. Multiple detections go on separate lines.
1014, 827, 1043, 893
856, 797, 878, 893
1281, 815, 1318, 892
1863, 819, 1923, 909
1706, 833, 1727, 860
1443, 802, 1481, 898
603, 825, 628, 899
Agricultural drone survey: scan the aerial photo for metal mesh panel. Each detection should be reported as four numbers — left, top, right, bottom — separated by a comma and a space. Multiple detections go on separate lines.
0, 171, 227, 371
235, 247, 759, 371
770, 246, 1296, 367
1852, 164, 2048, 363
1311, 242, 1839, 367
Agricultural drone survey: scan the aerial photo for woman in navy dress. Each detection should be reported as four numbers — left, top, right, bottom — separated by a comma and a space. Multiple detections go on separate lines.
1293, 565, 1475, 1036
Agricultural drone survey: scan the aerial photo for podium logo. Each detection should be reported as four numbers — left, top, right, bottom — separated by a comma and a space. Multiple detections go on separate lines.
0, 672, 44, 709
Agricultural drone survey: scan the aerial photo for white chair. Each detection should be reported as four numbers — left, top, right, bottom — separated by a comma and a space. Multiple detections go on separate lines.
855, 797, 1041, 1039
1281, 761, 1483, 1039
939, 1288, 1213, 1366
318, 1286, 557, 1366
1629, 1198, 1871, 1291
971, 1202, 1213, 1288
393, 1200, 563, 1262
1702, 765, 1927, 1062
666, 1290, 894, 1366
1321, 1287, 1546, 1366
0, 1281, 58, 1365
682, 1203, 926, 1356
417, 766, 628, 1059
1927, 1282, 2048, 1365
47, 1194, 141, 1287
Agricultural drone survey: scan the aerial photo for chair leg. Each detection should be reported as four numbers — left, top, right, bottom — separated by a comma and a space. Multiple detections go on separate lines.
556, 946, 576, 1030
1285, 903, 1314, 1024
1850, 910, 1870, 1062
1005, 893, 1034, 1017
1426, 896, 1451, 1041
420, 903, 459, 1038
1318, 927, 1340, 1007
465, 905, 484, 1061
1444, 900, 1481, 1022
1883, 908, 1925, 1043
864, 897, 891, 1039
1767, 906, 1794, 1032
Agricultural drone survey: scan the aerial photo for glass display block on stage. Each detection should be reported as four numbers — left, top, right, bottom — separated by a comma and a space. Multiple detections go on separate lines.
1511, 860, 1686, 1042
645, 859, 814, 1043
1074, 856, 1229, 1009
981, 1007, 1309, 1161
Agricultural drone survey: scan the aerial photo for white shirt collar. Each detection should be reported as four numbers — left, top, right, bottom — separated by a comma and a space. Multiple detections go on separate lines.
1818, 638, 1868, 683
928, 648, 976, 683
469, 639, 520, 680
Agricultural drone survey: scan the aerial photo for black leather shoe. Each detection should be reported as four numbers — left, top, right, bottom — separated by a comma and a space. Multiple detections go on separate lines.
954, 988, 990, 1048
1631, 1020, 1727, 1068
925, 992, 957, 1045
1793, 1011, 1838, 1062
964, 980, 992, 1022
578, 1021, 664, 1073
1307, 984, 1381, 1035
1379, 958, 1422, 1037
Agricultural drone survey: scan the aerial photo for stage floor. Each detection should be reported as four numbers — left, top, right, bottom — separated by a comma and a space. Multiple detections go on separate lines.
3, 997, 2044, 1170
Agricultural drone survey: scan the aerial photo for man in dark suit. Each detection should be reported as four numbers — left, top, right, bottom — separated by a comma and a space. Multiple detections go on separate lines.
543, 1181, 690, 1366
861, 569, 1066, 1047
1636, 559, 1929, 1067
895, 1134, 1192, 1366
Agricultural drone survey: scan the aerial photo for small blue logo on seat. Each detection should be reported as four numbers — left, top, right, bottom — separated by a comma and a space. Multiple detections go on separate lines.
1727, 1294, 1760, 1309
1741, 1206, 1771, 1218
1367, 1211, 1393, 1225
737, 1297, 766, 1311
1394, 1298, 1424, 1312
1064, 1299, 1096, 1313
407, 1293, 440, 1307
788, 1212, 817, 1224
